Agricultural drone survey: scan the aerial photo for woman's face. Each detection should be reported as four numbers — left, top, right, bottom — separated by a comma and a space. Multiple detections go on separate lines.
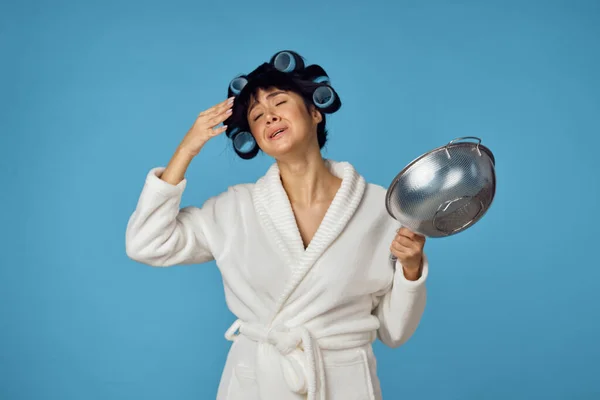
247, 87, 322, 159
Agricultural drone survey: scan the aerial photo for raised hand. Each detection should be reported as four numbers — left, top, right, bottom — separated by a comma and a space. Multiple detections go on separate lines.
179, 97, 235, 157
390, 227, 426, 278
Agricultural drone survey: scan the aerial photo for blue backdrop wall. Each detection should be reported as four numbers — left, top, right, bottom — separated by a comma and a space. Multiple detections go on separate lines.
1, 0, 599, 399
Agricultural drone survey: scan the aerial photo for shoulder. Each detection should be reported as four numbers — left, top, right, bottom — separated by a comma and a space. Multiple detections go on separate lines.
361, 177, 390, 207
361, 183, 393, 218
355, 178, 399, 232
331, 159, 391, 217
331, 159, 387, 198
178, 182, 254, 231
194, 162, 274, 212
364, 182, 388, 199
200, 182, 255, 209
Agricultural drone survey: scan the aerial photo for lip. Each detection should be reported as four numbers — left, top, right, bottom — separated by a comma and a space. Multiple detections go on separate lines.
267, 125, 288, 140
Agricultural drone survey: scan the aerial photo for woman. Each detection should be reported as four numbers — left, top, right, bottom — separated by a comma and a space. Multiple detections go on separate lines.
126, 50, 429, 400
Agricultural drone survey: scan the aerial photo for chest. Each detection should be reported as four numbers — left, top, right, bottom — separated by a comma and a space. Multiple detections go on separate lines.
290, 202, 330, 249
218, 203, 394, 295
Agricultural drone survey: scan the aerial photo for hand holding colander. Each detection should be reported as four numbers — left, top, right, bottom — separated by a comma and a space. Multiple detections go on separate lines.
385, 137, 496, 238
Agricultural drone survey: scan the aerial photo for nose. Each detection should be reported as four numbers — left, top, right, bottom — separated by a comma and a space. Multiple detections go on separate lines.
264, 110, 280, 124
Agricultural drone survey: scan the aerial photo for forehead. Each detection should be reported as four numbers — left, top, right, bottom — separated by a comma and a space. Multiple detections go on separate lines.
247, 87, 289, 114
250, 87, 286, 102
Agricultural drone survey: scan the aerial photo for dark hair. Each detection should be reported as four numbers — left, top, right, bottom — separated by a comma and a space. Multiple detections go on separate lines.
224, 56, 342, 160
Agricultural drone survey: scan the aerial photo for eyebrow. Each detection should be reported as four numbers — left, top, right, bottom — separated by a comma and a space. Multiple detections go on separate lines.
247, 90, 286, 115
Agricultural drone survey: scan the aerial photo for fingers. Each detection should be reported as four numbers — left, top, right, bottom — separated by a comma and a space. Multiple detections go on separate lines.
397, 227, 415, 238
391, 227, 425, 271
198, 99, 234, 132
211, 97, 235, 116
390, 239, 421, 261
390, 242, 411, 258
210, 124, 228, 137
391, 227, 425, 256
187, 97, 236, 142
391, 235, 418, 254
393, 234, 416, 248
199, 97, 235, 118
206, 108, 232, 127
397, 227, 425, 243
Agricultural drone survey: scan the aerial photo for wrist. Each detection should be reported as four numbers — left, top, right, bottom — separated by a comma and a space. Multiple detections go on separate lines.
176, 144, 199, 160
401, 259, 423, 281
402, 267, 420, 281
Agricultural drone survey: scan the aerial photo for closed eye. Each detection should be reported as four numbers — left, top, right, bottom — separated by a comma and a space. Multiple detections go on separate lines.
252, 100, 287, 121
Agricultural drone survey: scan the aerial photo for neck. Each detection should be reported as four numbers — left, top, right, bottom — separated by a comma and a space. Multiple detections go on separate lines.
276, 151, 341, 207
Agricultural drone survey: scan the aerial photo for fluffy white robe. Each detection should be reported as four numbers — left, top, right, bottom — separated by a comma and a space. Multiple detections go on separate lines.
126, 159, 428, 400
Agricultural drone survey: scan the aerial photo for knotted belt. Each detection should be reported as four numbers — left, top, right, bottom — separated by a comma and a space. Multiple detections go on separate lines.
225, 319, 326, 399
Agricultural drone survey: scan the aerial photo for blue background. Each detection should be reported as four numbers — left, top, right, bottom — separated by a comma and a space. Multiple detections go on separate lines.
1, 0, 599, 399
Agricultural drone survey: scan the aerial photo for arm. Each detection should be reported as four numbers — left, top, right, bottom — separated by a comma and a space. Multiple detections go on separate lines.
373, 255, 428, 348
125, 165, 219, 267
126, 97, 233, 267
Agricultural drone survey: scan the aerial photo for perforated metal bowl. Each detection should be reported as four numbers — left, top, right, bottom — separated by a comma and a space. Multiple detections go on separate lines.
385, 137, 496, 238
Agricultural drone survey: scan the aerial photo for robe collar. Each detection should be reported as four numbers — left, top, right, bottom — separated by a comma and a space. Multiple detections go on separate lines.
253, 159, 366, 316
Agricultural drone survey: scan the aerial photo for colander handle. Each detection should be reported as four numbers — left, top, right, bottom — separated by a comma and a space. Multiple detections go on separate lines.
445, 136, 482, 158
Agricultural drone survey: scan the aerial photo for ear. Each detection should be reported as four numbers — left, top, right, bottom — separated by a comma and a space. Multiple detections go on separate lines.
310, 105, 323, 124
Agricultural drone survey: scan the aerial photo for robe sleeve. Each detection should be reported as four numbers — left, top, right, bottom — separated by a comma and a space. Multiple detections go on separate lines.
373, 253, 429, 348
125, 167, 228, 267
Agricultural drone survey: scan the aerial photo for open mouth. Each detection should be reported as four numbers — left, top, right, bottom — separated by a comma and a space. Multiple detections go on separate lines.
269, 128, 287, 139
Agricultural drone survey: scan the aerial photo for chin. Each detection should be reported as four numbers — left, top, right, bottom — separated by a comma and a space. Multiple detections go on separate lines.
261, 136, 296, 157
260, 131, 316, 160
267, 144, 318, 161
263, 145, 295, 159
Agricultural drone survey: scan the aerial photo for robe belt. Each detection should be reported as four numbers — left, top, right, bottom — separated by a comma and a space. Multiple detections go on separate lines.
225, 319, 326, 399
225, 319, 376, 400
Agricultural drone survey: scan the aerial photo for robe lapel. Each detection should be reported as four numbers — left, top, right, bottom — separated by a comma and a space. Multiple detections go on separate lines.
253, 159, 367, 319
252, 162, 306, 267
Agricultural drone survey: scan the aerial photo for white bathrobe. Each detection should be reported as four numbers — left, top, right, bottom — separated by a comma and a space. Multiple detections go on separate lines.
126, 159, 428, 400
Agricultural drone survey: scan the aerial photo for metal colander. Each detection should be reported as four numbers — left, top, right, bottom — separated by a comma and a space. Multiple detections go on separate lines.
385, 137, 496, 238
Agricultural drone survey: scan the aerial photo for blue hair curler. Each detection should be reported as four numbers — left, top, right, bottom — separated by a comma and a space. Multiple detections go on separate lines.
270, 50, 304, 73
231, 130, 257, 154
303, 64, 330, 84
226, 126, 240, 139
229, 76, 248, 95
225, 50, 341, 159
312, 85, 335, 109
